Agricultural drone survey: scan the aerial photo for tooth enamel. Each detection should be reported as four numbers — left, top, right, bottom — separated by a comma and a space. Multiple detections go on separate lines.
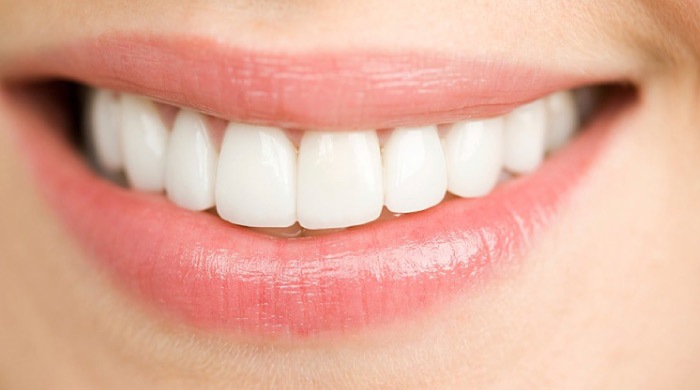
545, 91, 578, 151
444, 118, 504, 198
382, 125, 446, 213
216, 124, 297, 228
164, 110, 218, 211
297, 131, 384, 230
120, 94, 169, 191
503, 99, 547, 174
87, 89, 122, 172
88, 86, 587, 232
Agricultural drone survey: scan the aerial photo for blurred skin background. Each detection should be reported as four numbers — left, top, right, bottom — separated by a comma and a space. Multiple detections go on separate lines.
1, 1, 700, 388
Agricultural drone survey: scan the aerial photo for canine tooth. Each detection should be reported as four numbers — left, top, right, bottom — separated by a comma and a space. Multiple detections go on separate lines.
216, 124, 297, 228
545, 91, 578, 151
444, 118, 504, 197
503, 99, 547, 174
87, 89, 122, 171
120, 94, 169, 191
383, 126, 446, 213
165, 110, 218, 211
297, 131, 383, 230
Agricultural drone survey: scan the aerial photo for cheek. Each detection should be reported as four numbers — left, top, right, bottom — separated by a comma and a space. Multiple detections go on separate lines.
637, 0, 700, 56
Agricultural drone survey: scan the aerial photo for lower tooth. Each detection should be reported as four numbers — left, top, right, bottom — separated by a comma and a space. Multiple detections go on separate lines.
503, 99, 547, 174
382, 125, 447, 213
120, 94, 169, 192
444, 118, 504, 198
164, 110, 218, 211
297, 131, 384, 230
215, 124, 297, 228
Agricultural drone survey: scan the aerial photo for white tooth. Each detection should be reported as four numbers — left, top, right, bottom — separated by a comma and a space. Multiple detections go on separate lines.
545, 91, 578, 151
120, 94, 169, 191
382, 126, 446, 213
444, 118, 504, 198
165, 110, 218, 211
297, 131, 383, 230
503, 99, 547, 174
87, 89, 122, 172
216, 124, 297, 228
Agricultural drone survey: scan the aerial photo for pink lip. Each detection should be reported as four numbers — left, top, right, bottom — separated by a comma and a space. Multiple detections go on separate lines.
1, 35, 623, 337
3, 34, 615, 130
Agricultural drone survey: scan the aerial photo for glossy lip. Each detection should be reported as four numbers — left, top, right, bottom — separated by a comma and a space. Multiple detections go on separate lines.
1, 35, 625, 337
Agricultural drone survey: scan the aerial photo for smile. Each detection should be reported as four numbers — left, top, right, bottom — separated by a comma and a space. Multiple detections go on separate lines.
1, 34, 636, 337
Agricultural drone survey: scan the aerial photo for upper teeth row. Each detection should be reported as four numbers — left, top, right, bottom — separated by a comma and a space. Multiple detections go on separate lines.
87, 88, 579, 230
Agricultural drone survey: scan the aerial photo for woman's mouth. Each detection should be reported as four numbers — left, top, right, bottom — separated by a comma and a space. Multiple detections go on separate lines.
1, 34, 637, 337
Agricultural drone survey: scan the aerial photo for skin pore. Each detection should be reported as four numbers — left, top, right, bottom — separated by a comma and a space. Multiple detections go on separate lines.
1, 1, 700, 388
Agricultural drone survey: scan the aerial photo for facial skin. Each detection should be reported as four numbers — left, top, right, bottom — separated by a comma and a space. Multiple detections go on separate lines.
1, 1, 700, 388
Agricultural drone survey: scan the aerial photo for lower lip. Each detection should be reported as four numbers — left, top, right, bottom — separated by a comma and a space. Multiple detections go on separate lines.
5, 87, 618, 338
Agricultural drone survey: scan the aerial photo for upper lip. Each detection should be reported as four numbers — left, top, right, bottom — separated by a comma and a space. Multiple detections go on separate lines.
3, 33, 622, 129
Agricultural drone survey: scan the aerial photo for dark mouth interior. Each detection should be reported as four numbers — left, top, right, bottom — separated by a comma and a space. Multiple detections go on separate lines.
4, 79, 638, 238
